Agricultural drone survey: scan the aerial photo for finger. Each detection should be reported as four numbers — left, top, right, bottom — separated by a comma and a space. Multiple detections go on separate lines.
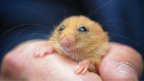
44, 48, 54, 56
39, 49, 44, 57
46, 47, 55, 53
100, 43, 143, 81
82, 66, 88, 74
75, 66, 85, 74
1, 40, 102, 81
33, 51, 40, 58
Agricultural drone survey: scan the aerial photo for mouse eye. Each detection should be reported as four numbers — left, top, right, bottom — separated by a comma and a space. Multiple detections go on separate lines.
59, 25, 65, 31
79, 26, 88, 32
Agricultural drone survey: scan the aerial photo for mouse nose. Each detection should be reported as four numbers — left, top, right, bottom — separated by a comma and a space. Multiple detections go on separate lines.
60, 37, 75, 47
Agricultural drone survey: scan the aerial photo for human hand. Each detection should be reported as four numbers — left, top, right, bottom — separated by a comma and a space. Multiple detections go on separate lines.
100, 42, 143, 81
31, 41, 143, 81
0, 41, 143, 81
0, 40, 102, 81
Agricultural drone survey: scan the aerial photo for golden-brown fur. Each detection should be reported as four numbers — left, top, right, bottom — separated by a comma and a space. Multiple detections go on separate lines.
47, 15, 109, 73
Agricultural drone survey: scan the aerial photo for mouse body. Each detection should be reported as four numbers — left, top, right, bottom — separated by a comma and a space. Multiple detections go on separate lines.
34, 15, 109, 74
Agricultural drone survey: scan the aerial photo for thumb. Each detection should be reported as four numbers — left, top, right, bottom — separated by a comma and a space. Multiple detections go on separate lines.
100, 43, 143, 81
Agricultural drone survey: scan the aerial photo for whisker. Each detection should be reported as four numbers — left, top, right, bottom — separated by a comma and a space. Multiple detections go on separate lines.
0, 23, 48, 38
48, 40, 59, 43
71, 47, 75, 61
72, 28, 79, 36
100, 19, 128, 25
101, 24, 123, 31
75, 32, 80, 38
74, 48, 78, 63
75, 36, 86, 40
108, 32, 144, 48
109, 32, 138, 44
72, 49, 75, 61
87, 0, 114, 17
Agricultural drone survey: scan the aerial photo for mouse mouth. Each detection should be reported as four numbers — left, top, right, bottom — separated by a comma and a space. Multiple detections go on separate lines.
61, 45, 75, 53
59, 38, 76, 52
59, 42, 76, 53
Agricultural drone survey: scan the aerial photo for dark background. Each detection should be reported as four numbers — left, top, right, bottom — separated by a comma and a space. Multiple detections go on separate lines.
0, 0, 143, 80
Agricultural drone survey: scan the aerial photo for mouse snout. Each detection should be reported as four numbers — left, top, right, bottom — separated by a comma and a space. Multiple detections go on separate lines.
60, 37, 75, 47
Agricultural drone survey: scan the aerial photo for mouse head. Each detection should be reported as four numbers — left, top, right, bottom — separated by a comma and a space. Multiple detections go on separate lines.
51, 16, 108, 53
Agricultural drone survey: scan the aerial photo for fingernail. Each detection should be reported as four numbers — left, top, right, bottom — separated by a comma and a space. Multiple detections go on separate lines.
117, 62, 138, 80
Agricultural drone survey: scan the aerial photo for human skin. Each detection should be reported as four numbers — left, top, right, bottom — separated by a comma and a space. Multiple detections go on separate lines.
0, 40, 143, 81
0, 40, 102, 81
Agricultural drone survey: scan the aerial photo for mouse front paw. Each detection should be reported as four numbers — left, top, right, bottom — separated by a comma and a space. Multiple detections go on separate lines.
74, 59, 90, 74
33, 47, 55, 58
